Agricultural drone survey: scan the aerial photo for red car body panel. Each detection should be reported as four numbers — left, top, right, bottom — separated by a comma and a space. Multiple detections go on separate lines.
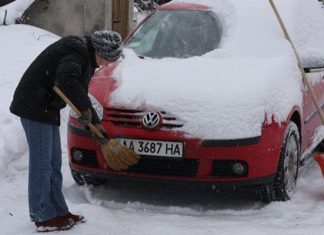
68, 117, 285, 182
67, 3, 324, 187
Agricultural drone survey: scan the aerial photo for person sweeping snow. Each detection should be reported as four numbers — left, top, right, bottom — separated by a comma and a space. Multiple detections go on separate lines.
9, 30, 124, 232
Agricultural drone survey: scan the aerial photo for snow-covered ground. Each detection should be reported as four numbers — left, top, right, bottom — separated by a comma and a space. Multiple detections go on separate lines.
1, 23, 324, 235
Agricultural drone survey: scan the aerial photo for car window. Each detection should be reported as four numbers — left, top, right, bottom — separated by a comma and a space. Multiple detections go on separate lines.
126, 10, 223, 58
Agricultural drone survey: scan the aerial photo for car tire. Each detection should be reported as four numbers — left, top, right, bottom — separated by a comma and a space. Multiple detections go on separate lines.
259, 121, 300, 202
71, 169, 107, 186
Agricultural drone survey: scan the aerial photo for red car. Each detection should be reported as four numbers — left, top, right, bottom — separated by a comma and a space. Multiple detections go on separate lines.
67, 2, 324, 202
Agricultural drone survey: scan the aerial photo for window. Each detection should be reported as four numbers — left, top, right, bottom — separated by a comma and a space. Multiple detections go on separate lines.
126, 10, 223, 58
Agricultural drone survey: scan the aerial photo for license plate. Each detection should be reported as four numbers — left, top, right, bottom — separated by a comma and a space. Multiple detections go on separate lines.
117, 138, 183, 158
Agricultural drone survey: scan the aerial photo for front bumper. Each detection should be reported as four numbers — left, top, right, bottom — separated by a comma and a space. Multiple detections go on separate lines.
67, 119, 286, 184
70, 164, 275, 188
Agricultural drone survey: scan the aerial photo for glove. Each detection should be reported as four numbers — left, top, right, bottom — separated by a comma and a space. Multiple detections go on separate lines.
92, 123, 109, 144
78, 109, 92, 126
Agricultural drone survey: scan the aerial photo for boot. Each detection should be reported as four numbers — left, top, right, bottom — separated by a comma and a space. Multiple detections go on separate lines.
35, 216, 74, 232
60, 212, 86, 224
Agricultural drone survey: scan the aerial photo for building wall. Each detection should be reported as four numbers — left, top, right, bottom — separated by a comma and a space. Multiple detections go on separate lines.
24, 0, 133, 37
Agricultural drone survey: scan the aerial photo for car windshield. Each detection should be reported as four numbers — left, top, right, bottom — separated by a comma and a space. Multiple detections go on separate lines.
126, 10, 223, 59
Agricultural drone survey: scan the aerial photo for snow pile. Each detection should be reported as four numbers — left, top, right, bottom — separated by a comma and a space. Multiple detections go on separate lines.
111, 0, 304, 139
0, 25, 59, 176
0, 0, 34, 25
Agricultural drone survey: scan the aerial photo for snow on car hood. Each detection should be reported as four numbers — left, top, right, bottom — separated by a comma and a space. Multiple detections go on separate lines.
110, 0, 307, 139
111, 51, 302, 139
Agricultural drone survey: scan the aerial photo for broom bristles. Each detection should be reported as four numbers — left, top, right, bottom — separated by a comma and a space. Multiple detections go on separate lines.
102, 139, 140, 171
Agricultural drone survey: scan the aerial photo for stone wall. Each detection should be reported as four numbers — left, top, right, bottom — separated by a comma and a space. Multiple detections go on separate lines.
23, 0, 133, 37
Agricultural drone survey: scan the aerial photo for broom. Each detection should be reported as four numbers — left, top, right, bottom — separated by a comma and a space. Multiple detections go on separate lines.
53, 86, 140, 171
269, 0, 324, 175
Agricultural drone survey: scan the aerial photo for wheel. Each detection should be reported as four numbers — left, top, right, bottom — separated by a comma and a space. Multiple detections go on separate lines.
259, 122, 300, 202
71, 169, 107, 186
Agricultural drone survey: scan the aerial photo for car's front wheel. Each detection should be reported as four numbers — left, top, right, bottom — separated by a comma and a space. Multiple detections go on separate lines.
259, 122, 300, 202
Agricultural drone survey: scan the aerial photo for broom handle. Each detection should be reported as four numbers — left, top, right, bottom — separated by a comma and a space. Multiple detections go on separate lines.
53, 86, 105, 139
269, 0, 324, 125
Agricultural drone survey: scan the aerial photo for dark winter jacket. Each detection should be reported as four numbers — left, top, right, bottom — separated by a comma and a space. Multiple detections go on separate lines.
10, 36, 100, 126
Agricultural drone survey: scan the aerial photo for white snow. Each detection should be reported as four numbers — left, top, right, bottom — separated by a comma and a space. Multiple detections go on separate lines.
0, 0, 35, 25
113, 50, 301, 139
111, 0, 307, 139
2, 1, 324, 235
275, 0, 324, 68
0, 25, 59, 176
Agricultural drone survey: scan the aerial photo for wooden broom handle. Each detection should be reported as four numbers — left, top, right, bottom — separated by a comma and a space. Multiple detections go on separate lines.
53, 86, 105, 139
269, 0, 324, 125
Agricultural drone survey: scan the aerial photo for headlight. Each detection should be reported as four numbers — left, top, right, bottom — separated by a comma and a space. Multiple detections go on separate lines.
69, 94, 104, 121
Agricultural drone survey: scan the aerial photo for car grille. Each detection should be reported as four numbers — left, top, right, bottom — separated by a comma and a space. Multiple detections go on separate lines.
126, 156, 198, 177
104, 107, 183, 129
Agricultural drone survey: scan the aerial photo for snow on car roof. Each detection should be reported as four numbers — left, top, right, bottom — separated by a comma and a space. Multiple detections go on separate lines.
110, 0, 324, 139
277, 0, 324, 68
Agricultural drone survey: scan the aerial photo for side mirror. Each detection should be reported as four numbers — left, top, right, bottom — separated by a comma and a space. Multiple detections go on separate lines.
301, 50, 324, 69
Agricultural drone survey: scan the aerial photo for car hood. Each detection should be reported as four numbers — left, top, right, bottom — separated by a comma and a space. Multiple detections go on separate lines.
109, 50, 302, 139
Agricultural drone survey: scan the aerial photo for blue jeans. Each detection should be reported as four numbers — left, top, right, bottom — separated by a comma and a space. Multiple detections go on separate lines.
21, 118, 69, 222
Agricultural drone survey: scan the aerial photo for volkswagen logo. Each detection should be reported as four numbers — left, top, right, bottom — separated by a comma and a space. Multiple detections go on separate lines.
142, 111, 161, 130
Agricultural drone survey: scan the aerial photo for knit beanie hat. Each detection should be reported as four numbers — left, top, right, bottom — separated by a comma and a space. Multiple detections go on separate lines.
91, 30, 123, 62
